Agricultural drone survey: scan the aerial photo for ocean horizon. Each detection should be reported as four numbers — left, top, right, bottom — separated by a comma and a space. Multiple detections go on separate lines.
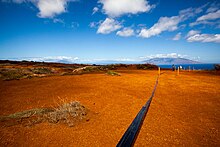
158, 64, 216, 70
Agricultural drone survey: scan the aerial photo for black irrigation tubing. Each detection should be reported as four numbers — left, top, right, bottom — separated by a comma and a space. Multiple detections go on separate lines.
117, 75, 160, 147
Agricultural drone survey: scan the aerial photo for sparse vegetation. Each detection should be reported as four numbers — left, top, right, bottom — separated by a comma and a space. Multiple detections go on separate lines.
106, 71, 120, 76
30, 67, 52, 74
46, 101, 87, 126
0, 101, 88, 127
0, 108, 54, 121
137, 64, 157, 70
0, 60, 159, 80
83, 66, 99, 72
0, 68, 30, 80
104, 64, 116, 70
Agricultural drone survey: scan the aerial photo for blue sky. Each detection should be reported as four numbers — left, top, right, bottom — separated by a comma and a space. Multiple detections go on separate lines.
0, 0, 220, 63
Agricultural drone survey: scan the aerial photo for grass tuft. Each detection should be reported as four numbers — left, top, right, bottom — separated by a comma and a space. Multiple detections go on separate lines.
106, 71, 120, 76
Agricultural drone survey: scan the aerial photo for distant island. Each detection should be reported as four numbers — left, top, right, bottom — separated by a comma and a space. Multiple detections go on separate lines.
144, 58, 200, 65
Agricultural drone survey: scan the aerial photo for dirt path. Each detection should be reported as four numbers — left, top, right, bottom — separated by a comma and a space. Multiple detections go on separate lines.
0, 70, 219, 146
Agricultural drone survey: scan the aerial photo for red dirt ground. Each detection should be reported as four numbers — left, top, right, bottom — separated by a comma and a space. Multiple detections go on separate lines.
0, 70, 219, 146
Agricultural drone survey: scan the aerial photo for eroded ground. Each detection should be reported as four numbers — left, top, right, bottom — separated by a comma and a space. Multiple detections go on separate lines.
0, 70, 219, 146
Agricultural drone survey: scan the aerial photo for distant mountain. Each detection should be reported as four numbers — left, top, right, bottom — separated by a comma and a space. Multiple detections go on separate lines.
144, 58, 200, 65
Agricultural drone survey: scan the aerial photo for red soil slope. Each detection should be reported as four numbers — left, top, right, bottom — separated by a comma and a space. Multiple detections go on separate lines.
0, 70, 219, 146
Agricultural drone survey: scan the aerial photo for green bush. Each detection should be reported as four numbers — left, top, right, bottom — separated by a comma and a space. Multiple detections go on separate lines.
31, 68, 52, 74
82, 66, 100, 73
136, 64, 157, 70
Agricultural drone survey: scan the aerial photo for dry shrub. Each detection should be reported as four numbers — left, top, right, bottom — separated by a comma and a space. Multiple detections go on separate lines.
0, 101, 88, 127
45, 101, 87, 127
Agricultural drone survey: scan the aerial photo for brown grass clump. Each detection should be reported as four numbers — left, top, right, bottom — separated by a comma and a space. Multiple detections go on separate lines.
0, 101, 88, 127
45, 101, 88, 127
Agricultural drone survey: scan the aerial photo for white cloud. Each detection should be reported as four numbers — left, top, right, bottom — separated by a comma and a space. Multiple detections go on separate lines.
197, 10, 220, 21
178, 4, 207, 21
89, 22, 97, 28
179, 8, 200, 20
114, 58, 137, 62
99, 0, 154, 17
186, 30, 220, 43
116, 27, 134, 37
37, 0, 67, 18
5, 0, 37, 3
138, 6, 205, 38
97, 18, 122, 34
206, 2, 220, 13
186, 30, 200, 38
187, 33, 220, 43
70, 22, 79, 28
207, 7, 219, 13
43, 56, 79, 61
141, 53, 186, 59
190, 20, 220, 27
4, 0, 77, 18
20, 56, 79, 63
53, 18, 65, 24
139, 16, 180, 38
190, 5, 220, 27
172, 32, 181, 40
154, 53, 184, 58
89, 21, 103, 28
92, 7, 99, 15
